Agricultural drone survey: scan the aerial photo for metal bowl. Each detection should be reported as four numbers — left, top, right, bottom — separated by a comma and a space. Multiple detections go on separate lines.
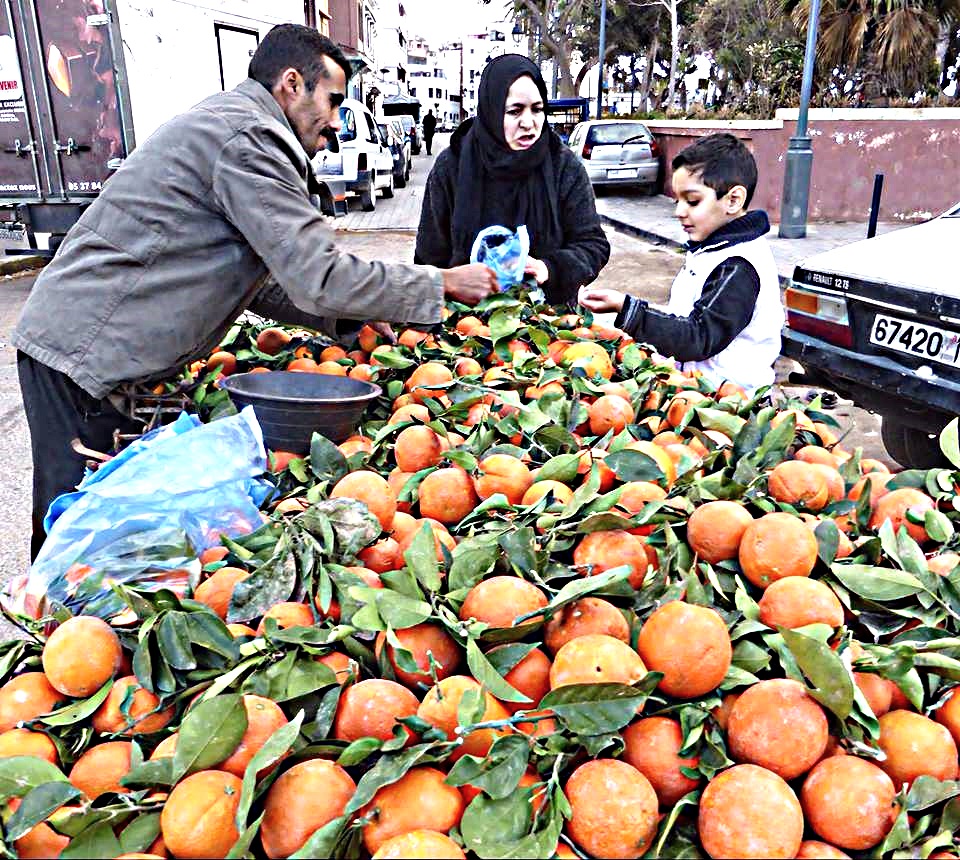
221, 371, 382, 453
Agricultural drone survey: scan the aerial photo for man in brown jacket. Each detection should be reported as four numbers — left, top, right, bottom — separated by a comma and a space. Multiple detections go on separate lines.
13, 24, 497, 558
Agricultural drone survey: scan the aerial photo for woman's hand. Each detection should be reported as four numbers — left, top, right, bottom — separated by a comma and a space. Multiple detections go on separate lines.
578, 287, 626, 313
524, 256, 549, 285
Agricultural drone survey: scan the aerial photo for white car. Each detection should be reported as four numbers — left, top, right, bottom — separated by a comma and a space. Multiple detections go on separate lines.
782, 202, 960, 467
336, 98, 395, 211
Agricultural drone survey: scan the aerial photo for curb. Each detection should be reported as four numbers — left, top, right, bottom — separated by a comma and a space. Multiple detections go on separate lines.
599, 213, 685, 250
0, 255, 45, 277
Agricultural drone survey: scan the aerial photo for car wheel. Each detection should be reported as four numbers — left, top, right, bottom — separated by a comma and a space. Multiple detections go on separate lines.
382, 173, 394, 199
360, 174, 376, 211
880, 417, 946, 469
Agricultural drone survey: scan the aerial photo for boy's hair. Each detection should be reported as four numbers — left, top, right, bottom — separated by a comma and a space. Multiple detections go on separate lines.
249, 24, 352, 93
672, 133, 758, 208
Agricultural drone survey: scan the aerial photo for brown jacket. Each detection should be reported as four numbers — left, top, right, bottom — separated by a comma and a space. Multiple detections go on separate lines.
12, 79, 444, 398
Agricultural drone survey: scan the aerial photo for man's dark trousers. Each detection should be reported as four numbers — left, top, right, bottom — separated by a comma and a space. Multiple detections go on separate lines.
17, 352, 141, 560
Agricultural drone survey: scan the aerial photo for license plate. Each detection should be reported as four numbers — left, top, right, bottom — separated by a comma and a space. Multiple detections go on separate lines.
607, 168, 637, 179
869, 313, 960, 367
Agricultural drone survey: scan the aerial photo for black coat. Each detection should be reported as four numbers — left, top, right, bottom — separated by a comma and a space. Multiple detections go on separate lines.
423, 114, 437, 137
414, 124, 611, 307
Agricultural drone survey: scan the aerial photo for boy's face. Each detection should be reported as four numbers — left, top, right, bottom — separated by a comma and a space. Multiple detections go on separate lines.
672, 167, 746, 243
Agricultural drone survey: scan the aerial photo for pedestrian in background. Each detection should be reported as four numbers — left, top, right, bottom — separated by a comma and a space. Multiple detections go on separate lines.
422, 109, 437, 155
414, 53, 609, 307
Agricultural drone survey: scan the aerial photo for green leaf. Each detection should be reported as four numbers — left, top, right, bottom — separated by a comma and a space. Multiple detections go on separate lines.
404, 523, 442, 593
40, 679, 113, 727
172, 693, 248, 781
59, 821, 122, 860
906, 775, 960, 810
375, 591, 433, 630
526, 565, 632, 623
449, 536, 501, 592
307, 498, 383, 558
780, 628, 855, 720
5, 781, 81, 841
0, 757, 68, 798
118, 813, 162, 855
310, 432, 349, 483
539, 681, 656, 735
228, 536, 297, 623
289, 814, 350, 859
120, 757, 174, 789
831, 563, 925, 602
604, 450, 665, 483
694, 406, 746, 439
445, 735, 529, 799
814, 519, 840, 565
498, 528, 538, 577
466, 639, 530, 704
345, 742, 449, 814
235, 711, 304, 831
537, 453, 580, 484
926, 509, 955, 544
460, 791, 561, 859
485, 643, 539, 677
337, 737, 383, 767
225, 812, 264, 860
158, 612, 197, 671
939, 417, 960, 469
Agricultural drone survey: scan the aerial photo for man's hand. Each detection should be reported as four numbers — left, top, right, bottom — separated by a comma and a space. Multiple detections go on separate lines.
442, 264, 499, 305
524, 256, 549, 285
369, 321, 397, 344
578, 287, 626, 313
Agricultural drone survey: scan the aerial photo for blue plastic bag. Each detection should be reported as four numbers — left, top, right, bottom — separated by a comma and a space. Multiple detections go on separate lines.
471, 224, 530, 290
5, 407, 271, 621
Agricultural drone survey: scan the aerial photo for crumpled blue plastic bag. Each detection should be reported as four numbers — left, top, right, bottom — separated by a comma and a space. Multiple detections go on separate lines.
471, 224, 530, 290
5, 407, 271, 621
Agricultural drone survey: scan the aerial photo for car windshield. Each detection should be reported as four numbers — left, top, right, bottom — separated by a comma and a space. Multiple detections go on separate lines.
589, 123, 651, 145
338, 107, 357, 142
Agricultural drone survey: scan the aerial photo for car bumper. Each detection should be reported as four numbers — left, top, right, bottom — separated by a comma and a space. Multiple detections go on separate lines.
345, 169, 371, 194
587, 163, 659, 185
781, 327, 960, 430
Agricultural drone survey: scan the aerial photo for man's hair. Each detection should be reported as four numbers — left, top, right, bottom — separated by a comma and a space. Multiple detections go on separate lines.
248, 24, 352, 92
672, 133, 758, 207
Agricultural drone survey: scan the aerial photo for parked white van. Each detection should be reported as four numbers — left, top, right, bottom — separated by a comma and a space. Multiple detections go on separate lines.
336, 98, 395, 211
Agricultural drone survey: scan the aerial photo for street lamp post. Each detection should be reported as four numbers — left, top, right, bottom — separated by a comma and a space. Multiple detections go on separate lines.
778, 0, 823, 238
596, 0, 607, 119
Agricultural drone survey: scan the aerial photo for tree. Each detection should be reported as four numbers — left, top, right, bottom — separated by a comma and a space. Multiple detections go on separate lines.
628, 0, 682, 107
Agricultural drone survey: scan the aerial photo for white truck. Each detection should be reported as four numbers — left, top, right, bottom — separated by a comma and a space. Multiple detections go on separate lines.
0, 0, 331, 254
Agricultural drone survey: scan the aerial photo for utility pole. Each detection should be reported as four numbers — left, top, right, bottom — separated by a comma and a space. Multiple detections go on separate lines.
778, 0, 823, 238
460, 40, 465, 121
596, 0, 607, 119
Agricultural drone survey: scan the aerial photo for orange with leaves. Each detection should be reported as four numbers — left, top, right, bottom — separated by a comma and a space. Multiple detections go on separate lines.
418, 466, 479, 524
395, 425, 448, 473
474, 454, 533, 504
739, 511, 820, 588
550, 634, 647, 689
41, 615, 122, 698
92, 675, 174, 736
219, 695, 288, 778
588, 394, 636, 436
869, 487, 936, 543
406, 362, 454, 402
685, 500, 754, 564
69, 741, 132, 799
0, 672, 65, 731
161, 770, 242, 860
374, 623, 462, 688
544, 597, 630, 655
193, 566, 249, 620
331, 470, 397, 531
877, 710, 959, 788
768, 460, 831, 510
334, 679, 420, 742
371, 830, 466, 859
459, 576, 547, 628
623, 716, 701, 807
758, 576, 845, 629
573, 529, 654, 588
416, 676, 510, 760
0, 728, 57, 764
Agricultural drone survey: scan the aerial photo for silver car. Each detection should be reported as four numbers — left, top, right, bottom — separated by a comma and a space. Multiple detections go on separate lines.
568, 120, 661, 193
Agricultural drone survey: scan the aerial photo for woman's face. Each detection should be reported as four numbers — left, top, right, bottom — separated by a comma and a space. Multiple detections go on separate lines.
503, 75, 545, 151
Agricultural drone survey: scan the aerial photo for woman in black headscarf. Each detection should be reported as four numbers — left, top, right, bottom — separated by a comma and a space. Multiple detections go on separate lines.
414, 54, 610, 306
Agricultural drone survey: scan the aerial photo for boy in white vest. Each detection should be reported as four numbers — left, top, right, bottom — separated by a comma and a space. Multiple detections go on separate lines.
579, 133, 784, 393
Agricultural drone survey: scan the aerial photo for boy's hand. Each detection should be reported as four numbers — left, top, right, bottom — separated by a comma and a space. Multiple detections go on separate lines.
578, 287, 626, 313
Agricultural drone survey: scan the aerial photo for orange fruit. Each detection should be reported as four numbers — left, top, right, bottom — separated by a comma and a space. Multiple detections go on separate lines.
0, 672, 66, 731
316, 651, 359, 686
69, 740, 132, 799
770, 408, 816, 432
396, 518, 456, 560
261, 759, 356, 858
576, 449, 618, 492
739, 511, 820, 588
339, 436, 374, 457
0, 728, 57, 764
316, 360, 347, 375
877, 710, 958, 788
623, 440, 678, 488
686, 500, 754, 564
256, 601, 315, 635
358, 538, 402, 573
150, 733, 178, 759
795, 841, 853, 859
544, 597, 630, 655
869, 487, 935, 543
372, 830, 466, 859
935, 687, 960, 746
622, 716, 700, 807
406, 363, 454, 402
563, 342, 614, 380
207, 351, 237, 376
416, 676, 510, 760
665, 390, 709, 427
549, 634, 647, 689
588, 394, 635, 435
459, 576, 547, 628
727, 679, 829, 780
636, 601, 732, 698
348, 363, 375, 381
331, 470, 397, 531
928, 552, 960, 577
286, 357, 319, 372
374, 624, 462, 688
758, 576, 844, 629
160, 770, 242, 860
92, 676, 173, 737
218, 695, 288, 778
7, 797, 70, 859
847, 471, 893, 507
395, 425, 448, 473
573, 529, 654, 588
565, 759, 659, 859
334, 679, 420, 742
42, 615, 123, 698
454, 357, 483, 376
767, 459, 831, 511
521, 480, 574, 506
810, 463, 845, 502
257, 327, 292, 355
193, 566, 249, 620
794, 446, 840, 466
362, 767, 465, 855
489, 645, 551, 714
390, 403, 431, 425
417, 467, 478, 525
801, 755, 897, 850
698, 764, 804, 859
474, 455, 533, 505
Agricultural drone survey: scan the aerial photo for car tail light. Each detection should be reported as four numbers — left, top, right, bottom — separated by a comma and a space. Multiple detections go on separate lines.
582, 143, 592, 160
650, 139, 661, 158
785, 286, 853, 348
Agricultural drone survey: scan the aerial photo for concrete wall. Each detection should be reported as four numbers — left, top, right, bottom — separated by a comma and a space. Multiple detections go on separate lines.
644, 109, 960, 223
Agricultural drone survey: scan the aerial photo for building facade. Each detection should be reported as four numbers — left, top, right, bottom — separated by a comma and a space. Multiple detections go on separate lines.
407, 36, 456, 127
329, 0, 377, 103
438, 30, 508, 122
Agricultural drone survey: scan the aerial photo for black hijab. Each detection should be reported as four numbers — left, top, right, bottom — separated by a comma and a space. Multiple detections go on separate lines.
451, 54, 562, 263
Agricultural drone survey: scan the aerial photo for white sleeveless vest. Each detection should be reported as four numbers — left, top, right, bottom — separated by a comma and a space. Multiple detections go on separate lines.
665, 234, 784, 392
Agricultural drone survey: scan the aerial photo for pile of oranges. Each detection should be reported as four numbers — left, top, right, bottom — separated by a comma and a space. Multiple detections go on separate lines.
3, 294, 960, 860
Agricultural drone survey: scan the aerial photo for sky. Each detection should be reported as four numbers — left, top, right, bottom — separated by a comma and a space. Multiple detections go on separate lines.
401, 0, 512, 47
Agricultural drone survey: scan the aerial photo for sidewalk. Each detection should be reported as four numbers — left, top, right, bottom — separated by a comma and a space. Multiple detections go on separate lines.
594, 193, 904, 284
